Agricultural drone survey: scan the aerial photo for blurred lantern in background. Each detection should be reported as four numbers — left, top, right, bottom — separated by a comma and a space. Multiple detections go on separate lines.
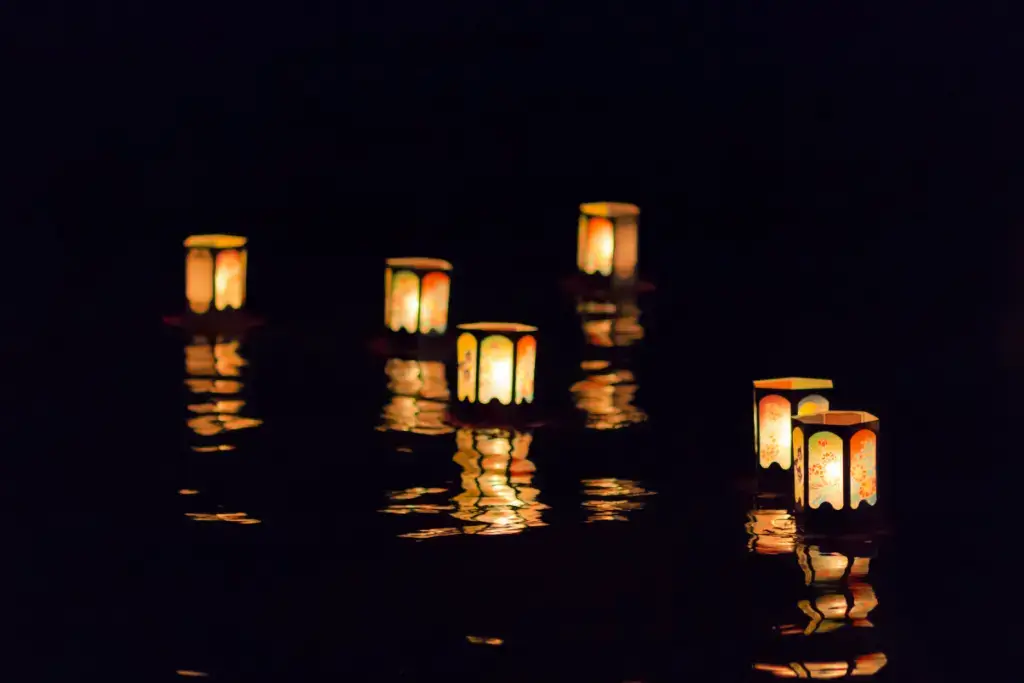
383, 257, 453, 336
168, 234, 260, 333
454, 323, 538, 425
753, 378, 833, 498
577, 202, 640, 289
377, 357, 454, 436
792, 411, 881, 532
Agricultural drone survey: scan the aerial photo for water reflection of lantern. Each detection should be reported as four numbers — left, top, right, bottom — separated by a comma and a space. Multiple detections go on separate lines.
455, 323, 537, 423
184, 235, 248, 317
753, 654, 888, 679
577, 202, 640, 286
184, 335, 262, 451
571, 360, 646, 430
792, 412, 880, 528
577, 298, 645, 348
745, 509, 798, 555
795, 543, 875, 587
450, 427, 547, 535
581, 478, 656, 522
753, 378, 834, 496
377, 357, 454, 435
383, 257, 453, 335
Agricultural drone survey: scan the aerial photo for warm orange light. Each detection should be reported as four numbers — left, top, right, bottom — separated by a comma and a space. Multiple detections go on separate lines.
185, 235, 248, 315
456, 323, 537, 406
578, 298, 645, 348
384, 257, 452, 335
184, 336, 262, 441
578, 202, 640, 279
753, 378, 833, 473
796, 544, 873, 586
745, 509, 797, 555
753, 654, 887, 679
570, 362, 646, 430
582, 478, 656, 522
793, 412, 879, 514
377, 358, 453, 436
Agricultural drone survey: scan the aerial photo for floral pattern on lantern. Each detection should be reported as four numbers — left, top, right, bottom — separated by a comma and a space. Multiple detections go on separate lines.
383, 257, 453, 335
184, 235, 248, 316
792, 411, 880, 517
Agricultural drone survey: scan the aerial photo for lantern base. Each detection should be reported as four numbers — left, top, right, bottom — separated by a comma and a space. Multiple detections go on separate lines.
368, 331, 453, 362
448, 403, 546, 431
163, 311, 264, 336
560, 273, 655, 299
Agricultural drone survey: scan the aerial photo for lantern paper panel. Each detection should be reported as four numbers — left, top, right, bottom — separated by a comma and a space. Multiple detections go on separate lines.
577, 202, 640, 279
792, 411, 880, 515
383, 257, 453, 335
184, 234, 248, 315
378, 358, 453, 436
455, 323, 538, 406
753, 378, 834, 472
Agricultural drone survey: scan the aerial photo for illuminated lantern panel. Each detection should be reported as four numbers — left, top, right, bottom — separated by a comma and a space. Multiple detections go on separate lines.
383, 257, 453, 335
577, 202, 640, 280
753, 378, 833, 473
378, 358, 453, 436
793, 411, 880, 516
455, 323, 538, 407
745, 509, 797, 555
184, 235, 248, 315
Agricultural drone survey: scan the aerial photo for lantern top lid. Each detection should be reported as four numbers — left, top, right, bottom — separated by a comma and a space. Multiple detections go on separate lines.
386, 257, 453, 271
753, 377, 833, 390
457, 322, 537, 333
184, 234, 247, 249
579, 202, 640, 218
794, 410, 878, 426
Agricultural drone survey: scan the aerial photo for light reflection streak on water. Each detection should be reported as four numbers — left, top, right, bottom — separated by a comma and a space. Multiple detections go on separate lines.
184, 511, 262, 525
745, 509, 797, 555
184, 336, 262, 447
581, 478, 656, 522
377, 358, 454, 436
378, 428, 547, 539
570, 360, 647, 430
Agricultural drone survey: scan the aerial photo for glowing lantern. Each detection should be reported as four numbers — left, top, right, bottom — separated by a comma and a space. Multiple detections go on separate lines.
184, 235, 248, 317
753, 378, 833, 496
455, 323, 537, 421
577, 202, 640, 284
383, 257, 453, 335
377, 357, 454, 436
791, 412, 880, 524
184, 335, 262, 451
745, 509, 798, 555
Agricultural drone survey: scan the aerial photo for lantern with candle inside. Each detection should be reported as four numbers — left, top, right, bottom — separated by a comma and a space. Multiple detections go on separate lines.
378, 257, 453, 357
165, 234, 260, 333
577, 201, 640, 283
792, 412, 881, 531
753, 378, 834, 498
453, 323, 538, 426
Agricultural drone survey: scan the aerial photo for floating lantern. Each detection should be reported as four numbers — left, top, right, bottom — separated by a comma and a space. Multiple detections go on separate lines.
377, 357, 454, 436
184, 335, 262, 451
570, 359, 646, 430
745, 509, 798, 555
577, 202, 640, 285
753, 378, 834, 496
184, 235, 248, 317
455, 323, 537, 423
792, 412, 880, 525
384, 257, 453, 335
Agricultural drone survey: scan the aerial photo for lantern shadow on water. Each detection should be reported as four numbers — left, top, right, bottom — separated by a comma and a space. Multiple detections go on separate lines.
184, 335, 263, 453
171, 235, 261, 335
753, 378, 834, 499
792, 412, 881, 533
377, 357, 454, 437
453, 323, 538, 427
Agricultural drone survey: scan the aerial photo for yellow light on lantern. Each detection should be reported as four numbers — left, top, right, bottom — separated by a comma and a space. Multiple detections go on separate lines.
184, 335, 262, 450
384, 257, 453, 335
577, 202, 640, 283
792, 412, 879, 520
753, 378, 833, 495
377, 357, 454, 436
184, 235, 248, 316
456, 323, 538, 408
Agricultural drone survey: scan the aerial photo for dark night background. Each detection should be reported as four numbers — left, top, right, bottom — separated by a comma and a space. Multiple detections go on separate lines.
6, 4, 1020, 680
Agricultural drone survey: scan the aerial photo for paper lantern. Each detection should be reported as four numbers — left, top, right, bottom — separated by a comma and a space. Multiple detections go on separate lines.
450, 427, 547, 535
570, 359, 646, 430
792, 412, 880, 524
455, 323, 537, 421
577, 298, 645, 348
377, 357, 454, 436
384, 257, 453, 335
745, 509, 798, 555
185, 235, 248, 317
184, 335, 262, 451
753, 378, 834, 495
577, 202, 640, 284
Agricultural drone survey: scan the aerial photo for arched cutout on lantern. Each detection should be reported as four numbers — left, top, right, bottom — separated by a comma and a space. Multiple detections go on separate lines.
792, 411, 880, 517
753, 378, 833, 472
184, 235, 248, 315
383, 257, 453, 335
745, 509, 797, 555
456, 323, 538, 407
378, 358, 453, 436
578, 202, 640, 281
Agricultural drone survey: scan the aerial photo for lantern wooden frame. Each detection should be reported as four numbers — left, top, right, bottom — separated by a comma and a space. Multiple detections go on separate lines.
454, 323, 538, 425
185, 234, 249, 318
792, 411, 881, 528
384, 257, 453, 336
577, 202, 640, 286
753, 378, 834, 496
